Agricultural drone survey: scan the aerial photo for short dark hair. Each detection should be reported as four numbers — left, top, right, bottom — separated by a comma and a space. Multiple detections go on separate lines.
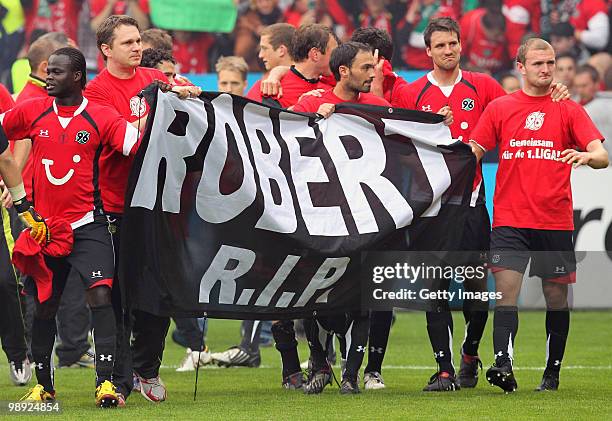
290, 24, 339, 62
482, 10, 506, 32
141, 48, 176, 69
424, 17, 461, 48
550, 22, 575, 38
141, 28, 173, 52
260, 23, 295, 50
576, 64, 600, 83
329, 41, 371, 81
350, 27, 393, 61
50, 47, 87, 88
96, 15, 139, 58
555, 52, 577, 65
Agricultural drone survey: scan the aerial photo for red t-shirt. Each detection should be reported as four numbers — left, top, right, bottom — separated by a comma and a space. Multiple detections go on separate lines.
172, 34, 215, 74
503, 0, 542, 59
89, 0, 149, 16
15, 80, 48, 200
84, 67, 165, 213
292, 88, 391, 113
246, 79, 263, 102
23, 0, 81, 44
471, 90, 603, 230
395, 70, 506, 205
0, 97, 139, 227
460, 8, 510, 74
266, 66, 336, 108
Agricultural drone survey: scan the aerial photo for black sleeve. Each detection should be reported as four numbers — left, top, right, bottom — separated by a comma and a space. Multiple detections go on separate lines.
0, 123, 8, 154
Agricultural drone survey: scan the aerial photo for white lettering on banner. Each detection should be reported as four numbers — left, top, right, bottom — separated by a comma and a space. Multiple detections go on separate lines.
131, 92, 208, 212
324, 114, 413, 233
243, 103, 297, 233
198, 94, 258, 223
382, 118, 453, 217
198, 245, 348, 307
199, 245, 256, 304
280, 116, 349, 236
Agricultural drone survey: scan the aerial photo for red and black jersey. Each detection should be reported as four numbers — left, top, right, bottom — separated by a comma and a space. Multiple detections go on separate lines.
85, 66, 165, 213
0, 97, 139, 228
460, 8, 510, 74
0, 83, 14, 113
380, 60, 411, 106
264, 66, 336, 108
246, 79, 263, 102
293, 88, 391, 113
396, 70, 506, 206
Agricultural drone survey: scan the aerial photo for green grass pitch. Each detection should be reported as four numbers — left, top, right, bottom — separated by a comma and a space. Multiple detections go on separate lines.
1, 311, 611, 420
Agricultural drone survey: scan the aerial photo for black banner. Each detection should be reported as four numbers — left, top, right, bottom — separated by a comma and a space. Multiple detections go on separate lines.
120, 88, 475, 319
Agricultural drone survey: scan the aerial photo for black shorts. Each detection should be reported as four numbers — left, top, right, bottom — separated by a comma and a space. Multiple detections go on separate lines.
25, 217, 116, 300
490, 226, 576, 283
453, 204, 491, 267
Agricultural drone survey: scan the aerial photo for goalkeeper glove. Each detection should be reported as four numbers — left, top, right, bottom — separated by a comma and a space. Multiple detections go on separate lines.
14, 198, 50, 245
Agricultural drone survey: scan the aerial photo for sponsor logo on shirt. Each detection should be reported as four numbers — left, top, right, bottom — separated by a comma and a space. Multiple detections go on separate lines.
75, 130, 90, 144
461, 98, 475, 111
130, 96, 147, 117
39, 129, 50, 137
41, 154, 81, 186
421, 105, 432, 112
524, 111, 545, 131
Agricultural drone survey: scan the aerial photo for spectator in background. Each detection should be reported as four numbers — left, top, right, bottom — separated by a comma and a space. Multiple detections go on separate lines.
284, 0, 353, 41
90, 0, 150, 32
499, 72, 521, 93
234, 0, 284, 71
502, 0, 542, 60
570, 0, 609, 53
397, 0, 456, 69
172, 30, 215, 74
550, 22, 589, 63
574, 63, 601, 105
460, 0, 510, 75
555, 53, 577, 95
574, 64, 612, 159
216, 56, 248, 95
0, 0, 26, 81
141, 48, 177, 83
358, 0, 393, 37
587, 52, 611, 89
21, 0, 81, 45
141, 28, 173, 51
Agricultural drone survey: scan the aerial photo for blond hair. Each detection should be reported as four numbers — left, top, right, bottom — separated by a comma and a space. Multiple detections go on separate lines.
516, 38, 554, 64
215, 56, 248, 81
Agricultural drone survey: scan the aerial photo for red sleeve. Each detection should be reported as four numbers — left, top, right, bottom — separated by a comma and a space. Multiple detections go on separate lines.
246, 80, 263, 102
0, 101, 34, 141
139, 0, 150, 14
392, 83, 418, 109
0, 84, 15, 113
366, 95, 392, 107
470, 102, 499, 151
568, 103, 604, 149
481, 74, 507, 104
292, 96, 320, 113
99, 106, 141, 156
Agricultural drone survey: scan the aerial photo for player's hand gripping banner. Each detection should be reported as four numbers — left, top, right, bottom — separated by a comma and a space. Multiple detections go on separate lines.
120, 88, 475, 319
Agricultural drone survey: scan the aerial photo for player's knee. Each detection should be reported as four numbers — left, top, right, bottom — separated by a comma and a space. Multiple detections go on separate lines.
86, 285, 112, 308
542, 281, 568, 309
271, 320, 297, 349
34, 298, 60, 320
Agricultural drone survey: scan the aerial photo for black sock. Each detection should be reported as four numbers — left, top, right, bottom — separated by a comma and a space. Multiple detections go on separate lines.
545, 308, 569, 374
271, 320, 300, 378
493, 306, 519, 368
31, 317, 57, 392
343, 312, 369, 381
240, 320, 262, 354
462, 300, 489, 357
426, 310, 455, 375
303, 318, 328, 370
365, 311, 393, 374
91, 304, 116, 386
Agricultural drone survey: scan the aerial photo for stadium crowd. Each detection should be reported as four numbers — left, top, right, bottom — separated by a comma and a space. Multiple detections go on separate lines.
0, 0, 610, 410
